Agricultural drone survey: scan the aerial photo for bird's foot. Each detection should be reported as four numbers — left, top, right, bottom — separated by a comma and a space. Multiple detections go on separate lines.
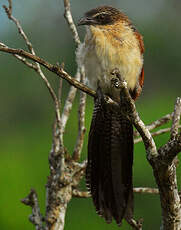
110, 68, 122, 89
111, 68, 121, 79
110, 68, 128, 90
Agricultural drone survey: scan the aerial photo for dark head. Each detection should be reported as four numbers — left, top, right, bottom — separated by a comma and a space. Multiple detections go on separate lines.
78, 6, 129, 26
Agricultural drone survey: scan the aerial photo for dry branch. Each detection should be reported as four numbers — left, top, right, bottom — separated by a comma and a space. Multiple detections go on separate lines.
3, 0, 34, 54
59, 0, 82, 142
133, 187, 159, 194
59, 72, 81, 139
110, 69, 158, 159
134, 125, 181, 144
2, 0, 62, 131
0, 42, 37, 68
73, 67, 87, 161
110, 73, 181, 229
171, 97, 181, 139
21, 189, 44, 230
149, 98, 181, 230
126, 218, 143, 230
63, 0, 80, 47
72, 187, 159, 198
134, 113, 173, 137
0, 45, 96, 97
45, 1, 86, 229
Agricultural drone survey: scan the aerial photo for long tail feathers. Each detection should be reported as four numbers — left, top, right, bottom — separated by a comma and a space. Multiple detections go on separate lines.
86, 95, 134, 226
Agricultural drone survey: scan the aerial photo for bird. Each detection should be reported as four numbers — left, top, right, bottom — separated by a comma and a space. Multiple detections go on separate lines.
77, 5, 144, 226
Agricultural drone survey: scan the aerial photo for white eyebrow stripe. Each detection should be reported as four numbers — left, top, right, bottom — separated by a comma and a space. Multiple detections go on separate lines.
92, 12, 110, 18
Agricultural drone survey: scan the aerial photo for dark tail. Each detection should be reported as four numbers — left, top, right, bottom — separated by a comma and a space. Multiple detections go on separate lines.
86, 94, 134, 226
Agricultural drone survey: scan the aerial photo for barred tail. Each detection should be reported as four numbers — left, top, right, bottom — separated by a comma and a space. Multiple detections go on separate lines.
86, 95, 134, 225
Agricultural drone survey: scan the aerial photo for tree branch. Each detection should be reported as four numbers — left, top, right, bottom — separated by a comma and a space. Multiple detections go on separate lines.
60, 0, 81, 139
21, 189, 44, 230
171, 97, 181, 139
133, 187, 159, 194
2, 1, 62, 132
44, 1, 87, 229
134, 125, 181, 144
59, 72, 80, 139
0, 46, 95, 96
3, 0, 35, 54
63, 0, 80, 47
73, 66, 87, 161
148, 97, 181, 230
126, 218, 143, 230
134, 113, 173, 137
110, 69, 158, 159
0, 42, 37, 68
72, 187, 159, 198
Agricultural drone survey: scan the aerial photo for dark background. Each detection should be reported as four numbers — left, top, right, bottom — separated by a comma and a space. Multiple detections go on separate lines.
0, 0, 181, 229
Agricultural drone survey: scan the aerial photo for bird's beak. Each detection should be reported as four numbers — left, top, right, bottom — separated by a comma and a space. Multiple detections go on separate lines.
78, 16, 95, 26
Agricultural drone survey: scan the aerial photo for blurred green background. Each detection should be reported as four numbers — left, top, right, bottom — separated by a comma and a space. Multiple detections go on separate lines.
0, 0, 181, 229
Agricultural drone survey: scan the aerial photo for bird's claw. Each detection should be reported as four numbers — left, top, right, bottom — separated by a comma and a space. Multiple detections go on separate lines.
110, 68, 122, 89
111, 68, 121, 79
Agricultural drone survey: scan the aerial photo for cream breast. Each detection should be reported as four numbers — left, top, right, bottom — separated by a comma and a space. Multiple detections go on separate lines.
76, 24, 143, 94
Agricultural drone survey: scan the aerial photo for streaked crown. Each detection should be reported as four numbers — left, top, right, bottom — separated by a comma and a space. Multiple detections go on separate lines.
78, 5, 130, 26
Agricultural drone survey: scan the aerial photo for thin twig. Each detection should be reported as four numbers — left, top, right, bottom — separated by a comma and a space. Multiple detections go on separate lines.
171, 97, 181, 139
3, 0, 35, 54
59, 72, 81, 138
72, 187, 159, 198
0, 42, 37, 69
158, 134, 181, 164
2, 3, 67, 230
72, 91, 86, 160
3, 1, 61, 128
2, 2, 62, 131
59, 0, 83, 143
72, 160, 87, 172
126, 218, 143, 230
63, 0, 80, 47
73, 66, 87, 161
134, 125, 181, 144
21, 189, 44, 230
133, 187, 159, 194
45, 2, 85, 228
0, 46, 96, 97
64, 0, 87, 161
134, 113, 173, 137
134, 113, 158, 158
72, 189, 90, 198
2, 0, 12, 18
0, 39, 91, 146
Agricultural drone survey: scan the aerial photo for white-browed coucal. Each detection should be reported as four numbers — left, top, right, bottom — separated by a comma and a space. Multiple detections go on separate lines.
77, 5, 144, 226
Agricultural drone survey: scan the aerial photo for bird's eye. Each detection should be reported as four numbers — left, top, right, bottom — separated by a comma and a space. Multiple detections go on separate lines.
96, 14, 105, 20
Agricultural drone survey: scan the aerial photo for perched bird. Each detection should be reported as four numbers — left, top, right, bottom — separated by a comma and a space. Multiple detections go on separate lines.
77, 5, 144, 226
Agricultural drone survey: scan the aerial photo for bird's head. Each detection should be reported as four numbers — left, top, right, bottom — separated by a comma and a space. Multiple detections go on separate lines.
78, 6, 129, 26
